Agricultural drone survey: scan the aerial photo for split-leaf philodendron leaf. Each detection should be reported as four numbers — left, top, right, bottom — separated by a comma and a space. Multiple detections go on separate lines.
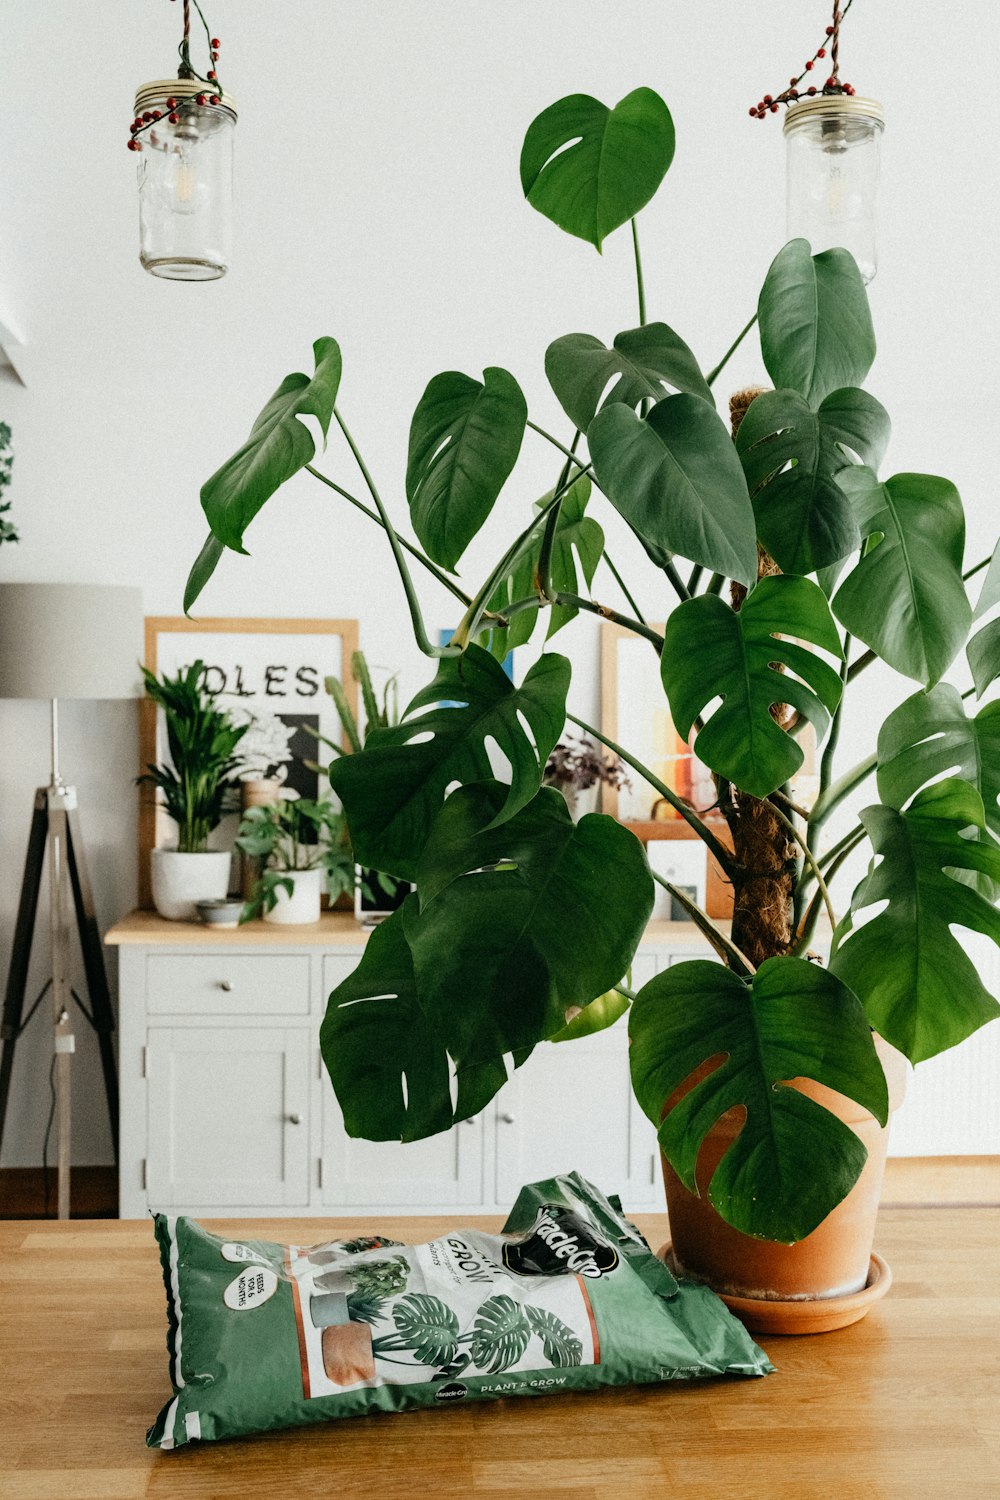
328, 644, 570, 881
967, 618, 1000, 699
736, 386, 890, 576
520, 88, 675, 250
628, 957, 888, 1243
545, 323, 711, 433
479, 476, 603, 660
588, 392, 758, 587
405, 367, 527, 571
831, 468, 971, 688
662, 575, 844, 799
830, 779, 1000, 1063
758, 240, 875, 408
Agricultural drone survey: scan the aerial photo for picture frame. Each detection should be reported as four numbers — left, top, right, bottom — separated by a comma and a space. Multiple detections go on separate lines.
139, 616, 359, 908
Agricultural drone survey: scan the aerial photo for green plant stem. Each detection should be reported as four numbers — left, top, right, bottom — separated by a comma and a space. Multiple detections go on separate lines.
332, 409, 450, 659
631, 218, 647, 327
702, 572, 726, 596
554, 593, 664, 649
305, 465, 477, 611
817, 822, 868, 874
686, 564, 704, 594
706, 313, 758, 388
818, 631, 852, 802
964, 554, 992, 582
845, 647, 877, 683
662, 560, 690, 602
768, 799, 836, 929
567, 712, 736, 877
537, 432, 582, 601
650, 870, 755, 975
793, 830, 866, 956
770, 788, 812, 821
526, 419, 592, 472
810, 752, 877, 829
601, 551, 647, 623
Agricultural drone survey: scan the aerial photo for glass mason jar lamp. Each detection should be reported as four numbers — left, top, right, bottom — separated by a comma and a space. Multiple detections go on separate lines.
134, 80, 237, 280
784, 95, 884, 284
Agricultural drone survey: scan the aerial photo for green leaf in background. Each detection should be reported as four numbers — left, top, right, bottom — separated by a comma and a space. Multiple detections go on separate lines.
628, 957, 888, 1242
758, 240, 875, 408
520, 88, 675, 250
405, 367, 527, 570
973, 546, 1000, 621
662, 576, 844, 799
736, 386, 890, 576
328, 645, 570, 881
479, 476, 604, 660
200, 337, 342, 555
832, 468, 971, 688
408, 783, 653, 1067
549, 987, 631, 1043
967, 617, 1000, 699
184, 532, 225, 614
545, 323, 711, 433
830, 780, 1000, 1063
589, 393, 757, 587
320, 903, 455, 1141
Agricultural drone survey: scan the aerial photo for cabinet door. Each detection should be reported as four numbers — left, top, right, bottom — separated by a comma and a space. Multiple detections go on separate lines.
320, 957, 483, 1208
146, 1027, 310, 1208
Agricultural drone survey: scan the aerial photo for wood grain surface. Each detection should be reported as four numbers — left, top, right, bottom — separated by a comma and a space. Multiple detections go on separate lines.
1, 1209, 997, 1499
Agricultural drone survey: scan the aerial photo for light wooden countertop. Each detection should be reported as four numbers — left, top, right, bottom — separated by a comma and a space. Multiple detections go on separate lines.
105, 909, 723, 948
2, 1207, 997, 1498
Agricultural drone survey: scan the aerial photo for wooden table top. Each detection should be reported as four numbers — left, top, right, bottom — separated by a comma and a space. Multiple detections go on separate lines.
2, 1209, 998, 1499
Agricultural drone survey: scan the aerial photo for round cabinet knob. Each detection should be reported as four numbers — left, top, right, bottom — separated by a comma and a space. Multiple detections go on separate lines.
286, 1112, 302, 1126
218, 979, 233, 992
501, 1112, 516, 1125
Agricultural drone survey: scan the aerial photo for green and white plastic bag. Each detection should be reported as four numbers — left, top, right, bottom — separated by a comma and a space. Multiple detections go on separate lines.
148, 1171, 772, 1448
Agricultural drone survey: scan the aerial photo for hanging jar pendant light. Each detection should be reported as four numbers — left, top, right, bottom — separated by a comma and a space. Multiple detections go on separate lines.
129, 3, 236, 281
749, 1, 883, 283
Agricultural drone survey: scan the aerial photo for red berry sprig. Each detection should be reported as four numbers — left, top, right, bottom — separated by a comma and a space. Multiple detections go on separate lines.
749, 0, 857, 120
126, 2, 225, 152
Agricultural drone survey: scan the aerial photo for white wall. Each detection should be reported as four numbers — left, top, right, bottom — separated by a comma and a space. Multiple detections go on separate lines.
1, 1, 997, 1166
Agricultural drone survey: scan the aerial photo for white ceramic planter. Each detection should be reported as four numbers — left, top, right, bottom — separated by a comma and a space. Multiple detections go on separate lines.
264, 867, 322, 925
151, 849, 232, 922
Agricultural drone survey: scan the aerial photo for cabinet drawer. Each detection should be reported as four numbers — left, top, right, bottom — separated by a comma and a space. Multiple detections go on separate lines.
146, 954, 310, 1016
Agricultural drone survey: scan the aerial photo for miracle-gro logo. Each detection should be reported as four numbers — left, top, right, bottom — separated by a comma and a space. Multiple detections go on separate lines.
502, 1206, 619, 1280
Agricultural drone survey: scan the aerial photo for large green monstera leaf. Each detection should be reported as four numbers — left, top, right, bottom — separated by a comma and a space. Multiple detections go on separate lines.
329, 645, 569, 881
830, 780, 1000, 1063
831, 468, 971, 688
480, 476, 604, 659
758, 240, 875, 408
545, 323, 710, 432
520, 88, 675, 250
878, 685, 1000, 841
405, 367, 527, 571
736, 386, 890, 576
662, 575, 844, 799
409, 782, 653, 1067
588, 393, 757, 587
186, 337, 343, 609
629, 957, 888, 1243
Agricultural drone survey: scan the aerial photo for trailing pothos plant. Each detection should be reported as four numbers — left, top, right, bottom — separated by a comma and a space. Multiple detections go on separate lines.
183, 85, 1000, 1245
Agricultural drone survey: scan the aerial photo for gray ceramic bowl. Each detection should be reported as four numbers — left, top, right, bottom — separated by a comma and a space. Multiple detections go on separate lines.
195, 898, 245, 929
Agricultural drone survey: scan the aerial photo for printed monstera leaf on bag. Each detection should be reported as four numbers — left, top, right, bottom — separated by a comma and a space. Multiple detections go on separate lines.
185, 81, 1000, 1247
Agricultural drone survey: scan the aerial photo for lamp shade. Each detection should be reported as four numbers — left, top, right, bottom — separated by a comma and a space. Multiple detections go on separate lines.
0, 583, 144, 700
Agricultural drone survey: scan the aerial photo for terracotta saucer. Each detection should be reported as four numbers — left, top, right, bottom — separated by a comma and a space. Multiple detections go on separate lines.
657, 1243, 892, 1335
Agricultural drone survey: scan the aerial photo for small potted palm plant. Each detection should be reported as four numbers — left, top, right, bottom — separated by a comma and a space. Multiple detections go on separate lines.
236, 797, 354, 925
140, 660, 248, 920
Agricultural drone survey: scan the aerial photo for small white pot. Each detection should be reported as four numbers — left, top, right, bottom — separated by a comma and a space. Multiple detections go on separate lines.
264, 867, 322, 925
151, 849, 232, 922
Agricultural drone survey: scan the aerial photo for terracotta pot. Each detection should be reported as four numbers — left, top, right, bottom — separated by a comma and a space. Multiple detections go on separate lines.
660, 1035, 908, 1330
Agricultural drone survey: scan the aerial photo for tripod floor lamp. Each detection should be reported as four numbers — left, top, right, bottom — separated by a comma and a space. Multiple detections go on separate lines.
0, 582, 143, 1217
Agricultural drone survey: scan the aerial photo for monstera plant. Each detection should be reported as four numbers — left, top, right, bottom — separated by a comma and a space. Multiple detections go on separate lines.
184, 86, 1000, 1248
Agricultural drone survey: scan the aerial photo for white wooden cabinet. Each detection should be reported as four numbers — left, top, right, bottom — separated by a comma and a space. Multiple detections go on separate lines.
108, 913, 711, 1219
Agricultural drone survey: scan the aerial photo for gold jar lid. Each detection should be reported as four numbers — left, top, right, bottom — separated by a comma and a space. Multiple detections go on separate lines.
784, 95, 884, 134
134, 78, 237, 119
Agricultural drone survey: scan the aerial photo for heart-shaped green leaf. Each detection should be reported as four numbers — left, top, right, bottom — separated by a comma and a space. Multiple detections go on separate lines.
830, 780, 1000, 1063
479, 476, 604, 660
832, 468, 971, 688
328, 645, 570, 881
200, 337, 342, 557
545, 323, 710, 433
408, 782, 653, 1066
589, 393, 757, 587
629, 956, 888, 1242
736, 387, 890, 575
758, 241, 875, 408
405, 367, 527, 571
521, 88, 675, 250
662, 576, 844, 799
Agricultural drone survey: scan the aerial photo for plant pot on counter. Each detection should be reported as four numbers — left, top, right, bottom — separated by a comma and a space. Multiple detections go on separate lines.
659, 1036, 909, 1335
264, 867, 322, 926
151, 849, 232, 922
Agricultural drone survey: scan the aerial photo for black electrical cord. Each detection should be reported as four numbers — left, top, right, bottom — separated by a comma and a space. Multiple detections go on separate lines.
41, 1053, 57, 1218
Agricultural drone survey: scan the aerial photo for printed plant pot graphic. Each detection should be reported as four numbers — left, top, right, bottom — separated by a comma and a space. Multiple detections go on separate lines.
321, 1322, 376, 1386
